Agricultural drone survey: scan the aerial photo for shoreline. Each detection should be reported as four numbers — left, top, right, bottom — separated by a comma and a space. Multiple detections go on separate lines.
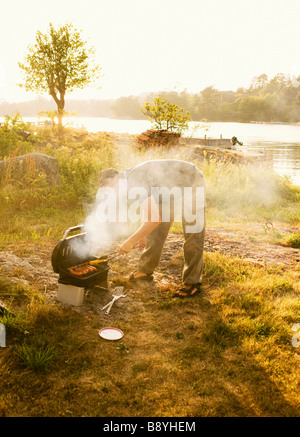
1, 113, 300, 125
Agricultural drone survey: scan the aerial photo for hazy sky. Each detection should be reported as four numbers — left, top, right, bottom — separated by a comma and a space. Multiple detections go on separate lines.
1, 0, 300, 102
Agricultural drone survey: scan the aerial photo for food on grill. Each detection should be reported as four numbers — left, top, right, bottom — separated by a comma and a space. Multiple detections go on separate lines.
68, 268, 83, 276
67, 263, 97, 276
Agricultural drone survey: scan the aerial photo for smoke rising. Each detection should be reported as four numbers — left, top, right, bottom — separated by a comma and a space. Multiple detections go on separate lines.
70, 140, 287, 261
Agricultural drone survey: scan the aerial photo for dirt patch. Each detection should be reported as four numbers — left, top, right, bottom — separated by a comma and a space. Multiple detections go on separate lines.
1, 223, 299, 315
204, 224, 300, 266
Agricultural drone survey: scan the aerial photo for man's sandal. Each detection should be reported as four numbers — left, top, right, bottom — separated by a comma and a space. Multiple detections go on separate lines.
172, 283, 202, 298
128, 272, 154, 282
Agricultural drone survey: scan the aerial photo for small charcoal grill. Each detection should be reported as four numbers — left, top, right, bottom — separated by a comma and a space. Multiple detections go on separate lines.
51, 225, 110, 289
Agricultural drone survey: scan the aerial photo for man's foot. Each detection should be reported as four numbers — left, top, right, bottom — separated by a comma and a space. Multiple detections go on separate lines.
127, 271, 154, 282
172, 283, 202, 298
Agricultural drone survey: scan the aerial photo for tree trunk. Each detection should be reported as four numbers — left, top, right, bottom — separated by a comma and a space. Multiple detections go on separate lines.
57, 93, 65, 131
57, 106, 64, 130
50, 88, 65, 130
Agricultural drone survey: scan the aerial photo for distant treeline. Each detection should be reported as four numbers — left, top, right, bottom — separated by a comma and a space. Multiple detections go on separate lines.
1, 73, 299, 123
0, 98, 116, 119
140, 73, 300, 123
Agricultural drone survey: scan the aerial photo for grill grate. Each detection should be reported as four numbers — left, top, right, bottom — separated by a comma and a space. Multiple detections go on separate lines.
51, 225, 109, 289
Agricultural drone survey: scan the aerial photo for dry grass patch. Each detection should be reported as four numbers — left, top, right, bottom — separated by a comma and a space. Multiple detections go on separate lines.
1, 249, 300, 417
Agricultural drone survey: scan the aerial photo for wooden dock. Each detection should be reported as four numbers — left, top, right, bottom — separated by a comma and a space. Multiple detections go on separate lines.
190, 145, 272, 166
182, 136, 233, 148
178, 135, 271, 165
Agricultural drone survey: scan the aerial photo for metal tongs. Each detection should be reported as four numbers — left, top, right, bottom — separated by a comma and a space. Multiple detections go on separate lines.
89, 252, 122, 266
101, 287, 127, 315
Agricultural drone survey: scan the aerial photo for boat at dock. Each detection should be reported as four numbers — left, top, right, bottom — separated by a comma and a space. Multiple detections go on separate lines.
180, 136, 271, 165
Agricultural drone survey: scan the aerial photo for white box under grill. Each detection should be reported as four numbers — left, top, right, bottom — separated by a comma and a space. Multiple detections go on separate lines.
57, 283, 85, 306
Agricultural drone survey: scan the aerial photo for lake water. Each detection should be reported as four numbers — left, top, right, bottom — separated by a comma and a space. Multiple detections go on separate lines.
70, 117, 300, 186
2, 116, 300, 186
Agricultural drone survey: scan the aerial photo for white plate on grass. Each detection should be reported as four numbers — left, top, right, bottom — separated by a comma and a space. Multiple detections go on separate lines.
99, 327, 124, 341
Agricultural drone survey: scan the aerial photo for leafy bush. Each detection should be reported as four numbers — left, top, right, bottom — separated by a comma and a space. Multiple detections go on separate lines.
142, 94, 191, 133
51, 136, 115, 203
0, 114, 37, 159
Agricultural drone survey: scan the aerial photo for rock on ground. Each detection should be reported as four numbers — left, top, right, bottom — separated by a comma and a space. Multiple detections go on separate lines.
0, 153, 61, 185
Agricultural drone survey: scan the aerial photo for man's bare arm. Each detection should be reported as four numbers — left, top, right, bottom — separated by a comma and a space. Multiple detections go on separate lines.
119, 196, 161, 254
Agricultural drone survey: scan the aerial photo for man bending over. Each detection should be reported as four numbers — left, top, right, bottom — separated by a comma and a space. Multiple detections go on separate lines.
98, 159, 205, 298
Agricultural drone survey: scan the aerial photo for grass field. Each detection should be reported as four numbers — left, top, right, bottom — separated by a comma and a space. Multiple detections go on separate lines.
0, 121, 300, 417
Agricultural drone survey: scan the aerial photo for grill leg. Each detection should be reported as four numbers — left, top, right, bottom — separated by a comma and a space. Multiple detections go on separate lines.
93, 278, 109, 292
